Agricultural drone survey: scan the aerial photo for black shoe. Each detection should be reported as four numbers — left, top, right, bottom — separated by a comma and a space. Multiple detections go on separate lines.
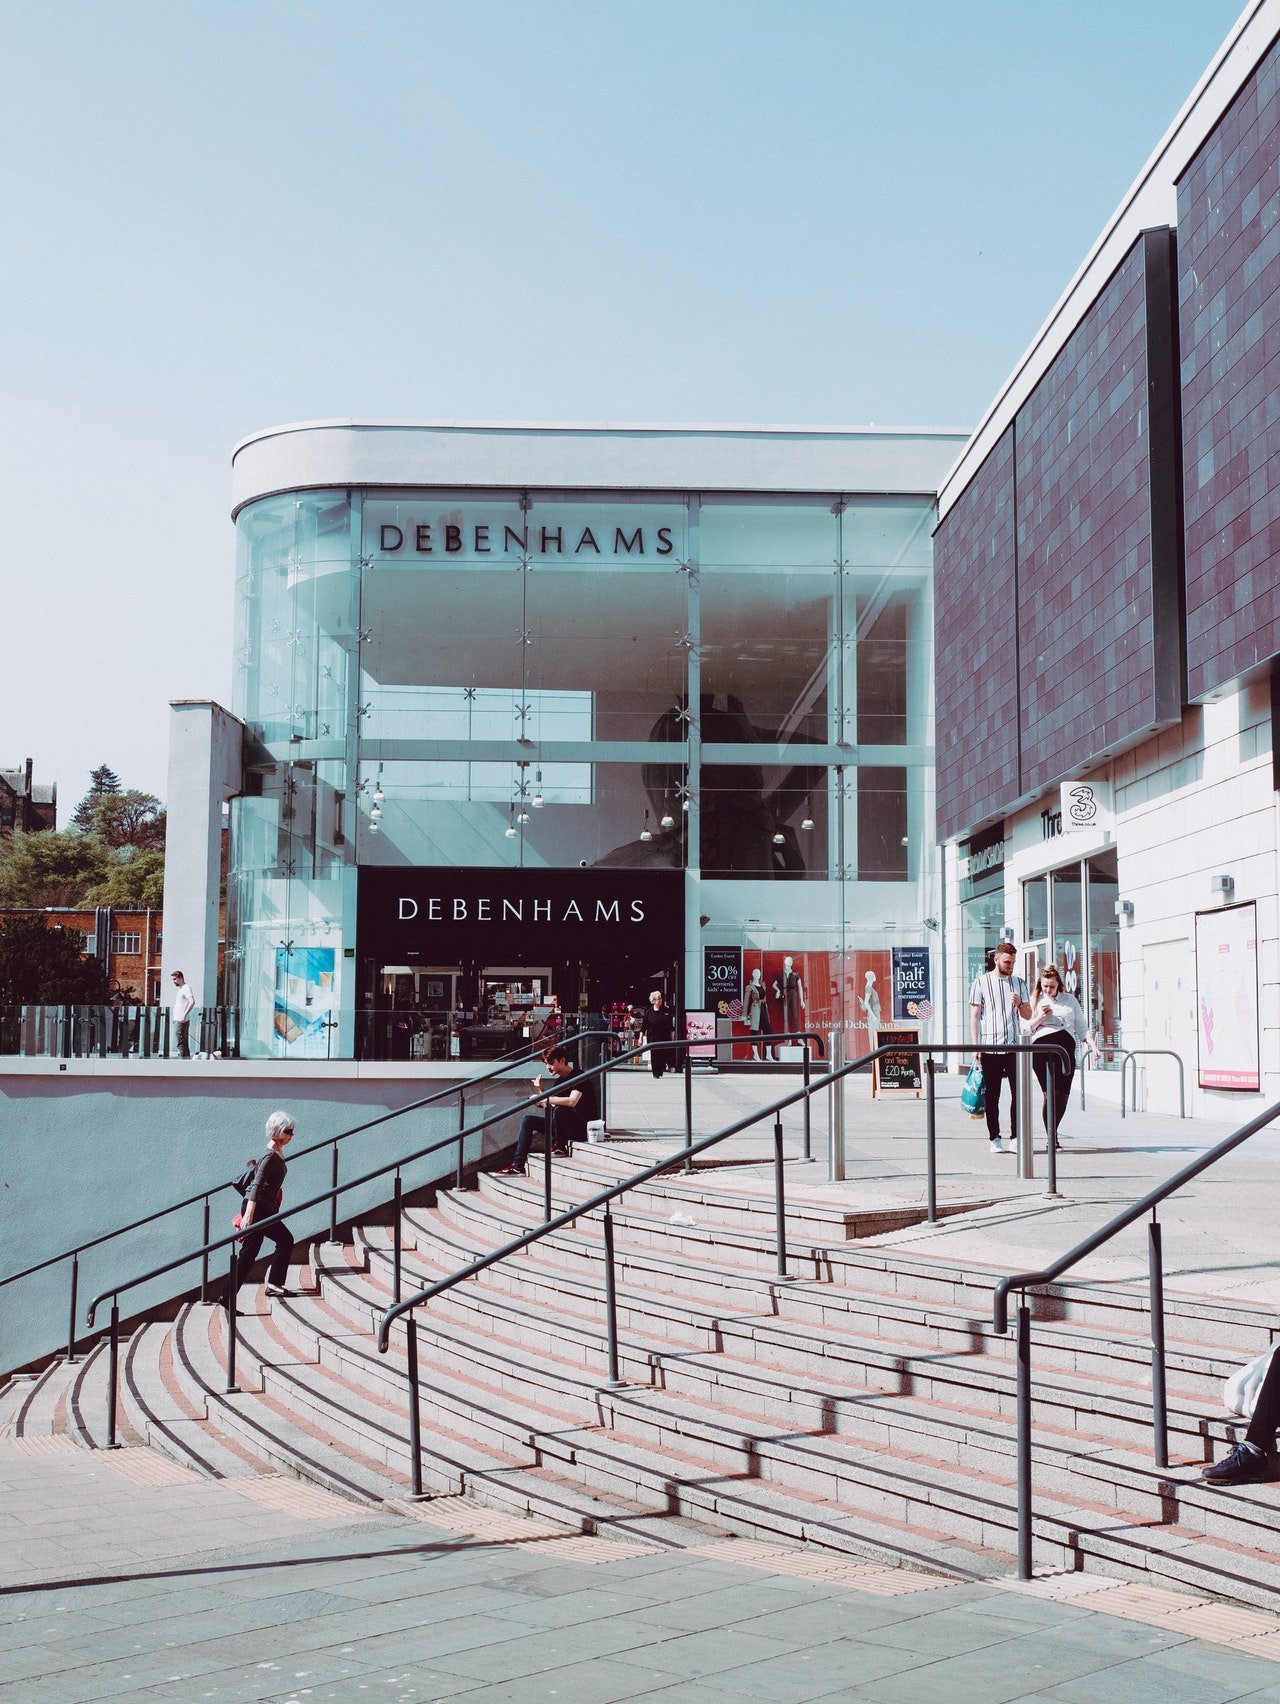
497, 1164, 526, 1176
551, 1145, 571, 1157
264, 1285, 295, 1298
1202, 1442, 1276, 1485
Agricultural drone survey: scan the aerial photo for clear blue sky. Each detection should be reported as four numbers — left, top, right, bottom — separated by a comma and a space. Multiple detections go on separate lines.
0, 0, 1245, 808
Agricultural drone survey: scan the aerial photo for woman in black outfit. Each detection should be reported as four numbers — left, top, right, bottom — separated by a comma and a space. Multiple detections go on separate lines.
642, 991, 676, 1079
228, 1109, 295, 1308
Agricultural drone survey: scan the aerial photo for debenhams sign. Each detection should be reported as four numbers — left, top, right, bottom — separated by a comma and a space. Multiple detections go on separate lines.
366, 500, 681, 561
397, 895, 648, 924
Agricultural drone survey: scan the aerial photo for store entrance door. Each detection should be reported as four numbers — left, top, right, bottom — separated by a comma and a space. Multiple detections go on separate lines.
362, 965, 458, 1061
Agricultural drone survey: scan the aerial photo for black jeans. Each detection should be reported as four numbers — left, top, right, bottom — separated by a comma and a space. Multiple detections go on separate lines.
979, 1050, 1018, 1141
513, 1112, 552, 1169
1032, 1034, 1076, 1133
1246, 1351, 1280, 1452
234, 1218, 294, 1293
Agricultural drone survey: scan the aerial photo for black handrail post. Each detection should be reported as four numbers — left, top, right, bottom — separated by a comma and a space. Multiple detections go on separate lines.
925, 1058, 938, 1224
602, 1205, 623, 1388
456, 1091, 466, 1190
329, 1141, 339, 1243
226, 1247, 240, 1393
66, 1254, 79, 1364
393, 1171, 403, 1305
200, 1197, 211, 1303
106, 1300, 121, 1448
802, 1043, 812, 1161
543, 1127, 553, 1224
1149, 1216, 1169, 1469
1016, 1299, 1032, 1580
773, 1116, 788, 1280
407, 1314, 424, 1497
1045, 1059, 1060, 1198
684, 1045, 693, 1174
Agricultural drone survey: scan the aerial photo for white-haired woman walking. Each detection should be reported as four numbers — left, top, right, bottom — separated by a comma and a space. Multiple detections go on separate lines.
227, 1109, 296, 1309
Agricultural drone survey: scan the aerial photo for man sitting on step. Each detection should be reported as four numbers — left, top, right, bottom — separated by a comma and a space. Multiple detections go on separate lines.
499, 1046, 597, 1176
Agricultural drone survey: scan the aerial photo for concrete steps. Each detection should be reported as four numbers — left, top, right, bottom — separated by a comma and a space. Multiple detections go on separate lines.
6, 1145, 1280, 1606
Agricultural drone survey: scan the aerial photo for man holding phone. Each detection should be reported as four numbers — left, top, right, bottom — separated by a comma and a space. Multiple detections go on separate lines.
970, 941, 1032, 1152
499, 1046, 597, 1176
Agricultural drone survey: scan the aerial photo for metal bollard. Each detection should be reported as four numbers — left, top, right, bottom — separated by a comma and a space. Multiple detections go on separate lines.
924, 1059, 938, 1224
1017, 1049, 1035, 1180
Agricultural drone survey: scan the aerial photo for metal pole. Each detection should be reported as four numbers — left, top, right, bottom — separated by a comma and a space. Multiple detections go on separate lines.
1120, 1053, 1129, 1119
226, 1247, 239, 1393
1016, 1301, 1032, 1579
329, 1141, 339, 1243
802, 1043, 812, 1161
393, 1171, 403, 1305
456, 1091, 466, 1190
67, 1254, 79, 1364
1017, 1048, 1035, 1180
602, 1206, 623, 1387
829, 1027, 845, 1183
543, 1127, 552, 1224
200, 1197, 211, 1303
773, 1117, 788, 1280
407, 1315, 423, 1497
1149, 1217, 1169, 1469
1045, 1055, 1060, 1198
106, 1300, 121, 1448
925, 1059, 938, 1224
683, 1045, 693, 1174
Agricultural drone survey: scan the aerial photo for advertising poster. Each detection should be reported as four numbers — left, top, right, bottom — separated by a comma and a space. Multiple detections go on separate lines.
703, 946, 743, 1014
684, 1010, 717, 1061
273, 946, 337, 1059
1195, 903, 1260, 1091
891, 947, 932, 1024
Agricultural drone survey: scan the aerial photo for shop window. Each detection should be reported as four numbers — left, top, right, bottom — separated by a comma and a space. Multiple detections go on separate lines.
110, 931, 141, 955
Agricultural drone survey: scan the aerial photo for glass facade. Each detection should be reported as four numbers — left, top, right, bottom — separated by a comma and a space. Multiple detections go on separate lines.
1020, 849, 1120, 1061
229, 487, 939, 1058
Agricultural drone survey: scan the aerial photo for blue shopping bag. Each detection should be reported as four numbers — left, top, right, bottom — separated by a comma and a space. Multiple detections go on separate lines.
961, 1061, 986, 1118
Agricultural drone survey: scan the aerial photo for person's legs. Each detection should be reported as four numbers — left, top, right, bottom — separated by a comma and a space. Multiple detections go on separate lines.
176, 1019, 190, 1059
229, 1227, 264, 1303
509, 1113, 546, 1171
1205, 1349, 1280, 1483
651, 1051, 665, 1079
1031, 1043, 1053, 1129
263, 1221, 295, 1290
980, 1051, 1015, 1142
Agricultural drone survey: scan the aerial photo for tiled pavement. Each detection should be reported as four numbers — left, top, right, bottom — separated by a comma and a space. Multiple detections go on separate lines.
8, 1440, 1280, 1701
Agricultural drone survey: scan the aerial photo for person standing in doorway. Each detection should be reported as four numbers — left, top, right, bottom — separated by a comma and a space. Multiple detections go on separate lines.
1027, 963, 1098, 1137
970, 941, 1032, 1152
643, 990, 676, 1078
170, 970, 196, 1060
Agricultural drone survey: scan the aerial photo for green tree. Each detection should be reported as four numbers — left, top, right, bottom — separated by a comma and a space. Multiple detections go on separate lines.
88, 790, 166, 852
85, 848, 166, 909
0, 915, 108, 1003
0, 829, 111, 909
72, 764, 123, 831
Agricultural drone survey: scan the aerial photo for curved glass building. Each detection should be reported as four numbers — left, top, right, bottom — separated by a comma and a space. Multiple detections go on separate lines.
214, 421, 962, 1059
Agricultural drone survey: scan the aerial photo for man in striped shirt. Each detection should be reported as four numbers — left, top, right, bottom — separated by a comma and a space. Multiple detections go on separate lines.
970, 941, 1032, 1151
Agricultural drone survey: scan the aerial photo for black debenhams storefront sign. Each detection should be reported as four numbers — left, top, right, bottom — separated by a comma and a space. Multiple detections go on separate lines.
358, 867, 684, 963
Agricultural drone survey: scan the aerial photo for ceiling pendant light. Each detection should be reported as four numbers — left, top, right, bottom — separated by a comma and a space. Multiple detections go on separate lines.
801, 796, 814, 832
639, 809, 652, 843
532, 768, 544, 808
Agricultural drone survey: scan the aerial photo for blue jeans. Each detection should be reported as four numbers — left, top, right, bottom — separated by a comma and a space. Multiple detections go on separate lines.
512, 1113, 549, 1170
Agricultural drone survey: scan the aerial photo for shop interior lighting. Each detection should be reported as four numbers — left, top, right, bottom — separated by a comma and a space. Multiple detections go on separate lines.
372, 763, 385, 807
660, 790, 675, 830
801, 797, 814, 831
532, 768, 544, 809
639, 809, 652, 843
517, 808, 531, 825
772, 826, 785, 845
505, 803, 518, 839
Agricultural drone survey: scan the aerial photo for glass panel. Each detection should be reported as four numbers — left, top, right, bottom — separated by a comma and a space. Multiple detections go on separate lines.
962, 893, 1006, 987
700, 501, 839, 745
855, 768, 907, 881
1023, 875, 1048, 942
1087, 849, 1120, 1060
1050, 862, 1084, 996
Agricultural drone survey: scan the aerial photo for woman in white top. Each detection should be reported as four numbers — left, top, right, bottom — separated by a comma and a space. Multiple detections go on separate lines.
1026, 963, 1099, 1135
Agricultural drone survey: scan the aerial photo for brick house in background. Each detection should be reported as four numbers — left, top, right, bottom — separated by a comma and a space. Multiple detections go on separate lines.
0, 760, 56, 834
0, 908, 166, 1003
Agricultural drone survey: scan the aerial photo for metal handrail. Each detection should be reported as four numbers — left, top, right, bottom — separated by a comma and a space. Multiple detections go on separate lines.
992, 1094, 1280, 1578
3, 1028, 615, 1367
79, 1028, 827, 1443
375, 1034, 877, 1495
1118, 1048, 1187, 1118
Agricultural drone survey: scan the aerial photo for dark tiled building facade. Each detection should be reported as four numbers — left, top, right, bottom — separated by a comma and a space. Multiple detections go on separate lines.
935, 231, 1184, 841
1179, 35, 1280, 700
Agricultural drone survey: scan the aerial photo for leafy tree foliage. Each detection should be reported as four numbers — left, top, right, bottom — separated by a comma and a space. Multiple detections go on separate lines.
0, 830, 111, 909
0, 915, 108, 1003
87, 790, 166, 852
85, 848, 165, 909
72, 764, 123, 831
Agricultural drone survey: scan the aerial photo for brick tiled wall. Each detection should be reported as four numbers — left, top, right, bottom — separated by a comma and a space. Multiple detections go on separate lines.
934, 425, 1018, 843
1017, 242, 1155, 794
1178, 33, 1280, 700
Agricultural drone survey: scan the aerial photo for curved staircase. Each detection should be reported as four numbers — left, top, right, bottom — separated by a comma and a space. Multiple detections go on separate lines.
5, 1143, 1280, 1606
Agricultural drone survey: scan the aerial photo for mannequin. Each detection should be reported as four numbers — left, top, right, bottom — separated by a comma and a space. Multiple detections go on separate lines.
772, 956, 806, 1036
859, 970, 881, 1035
743, 967, 778, 1061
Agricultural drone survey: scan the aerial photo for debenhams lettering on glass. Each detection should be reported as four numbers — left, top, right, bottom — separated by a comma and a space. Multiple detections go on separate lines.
398, 896, 647, 924
377, 520, 676, 558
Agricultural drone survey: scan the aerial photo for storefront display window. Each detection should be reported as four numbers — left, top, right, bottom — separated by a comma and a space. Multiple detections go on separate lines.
1019, 849, 1120, 1063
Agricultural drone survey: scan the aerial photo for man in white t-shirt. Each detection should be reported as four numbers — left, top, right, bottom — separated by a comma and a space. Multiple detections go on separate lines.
170, 970, 196, 1059
969, 942, 1031, 1151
